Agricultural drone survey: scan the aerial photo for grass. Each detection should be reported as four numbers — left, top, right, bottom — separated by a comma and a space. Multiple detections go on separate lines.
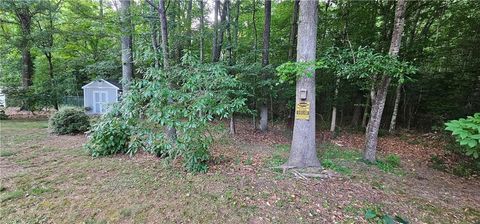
0, 150, 15, 157
0, 119, 478, 223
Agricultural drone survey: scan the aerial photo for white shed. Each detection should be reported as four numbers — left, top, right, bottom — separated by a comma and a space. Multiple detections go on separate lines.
0, 88, 5, 107
82, 79, 122, 115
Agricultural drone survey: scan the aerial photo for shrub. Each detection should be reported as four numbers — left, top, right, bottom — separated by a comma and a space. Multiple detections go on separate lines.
445, 113, 480, 159
49, 107, 89, 134
85, 114, 131, 157
85, 53, 248, 172
0, 109, 8, 120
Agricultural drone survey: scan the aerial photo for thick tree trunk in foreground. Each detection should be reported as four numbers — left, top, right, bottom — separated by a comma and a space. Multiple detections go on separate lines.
259, 0, 271, 132
389, 83, 402, 133
120, 0, 133, 92
288, 0, 300, 61
285, 0, 321, 168
364, 0, 406, 162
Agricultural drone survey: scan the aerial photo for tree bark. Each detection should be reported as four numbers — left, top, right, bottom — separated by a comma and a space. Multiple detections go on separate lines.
330, 78, 340, 132
212, 0, 220, 62
199, 0, 205, 62
149, 1, 160, 68
389, 83, 402, 133
285, 0, 321, 168
361, 93, 370, 128
120, 0, 133, 92
259, 0, 271, 132
351, 92, 362, 127
288, 0, 300, 61
364, 0, 407, 162
17, 8, 34, 88
185, 0, 193, 50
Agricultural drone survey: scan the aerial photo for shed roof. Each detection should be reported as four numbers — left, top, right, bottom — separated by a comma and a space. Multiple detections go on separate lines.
82, 79, 121, 90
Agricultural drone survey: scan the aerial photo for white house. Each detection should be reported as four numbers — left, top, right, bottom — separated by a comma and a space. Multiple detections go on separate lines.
82, 79, 122, 115
0, 88, 6, 107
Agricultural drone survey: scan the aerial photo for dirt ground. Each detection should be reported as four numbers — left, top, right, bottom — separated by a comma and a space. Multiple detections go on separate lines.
0, 119, 479, 223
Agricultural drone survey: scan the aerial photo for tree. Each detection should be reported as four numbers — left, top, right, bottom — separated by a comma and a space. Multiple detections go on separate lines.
259, 0, 271, 132
364, 0, 407, 162
287, 0, 299, 62
120, 0, 133, 92
285, 0, 321, 168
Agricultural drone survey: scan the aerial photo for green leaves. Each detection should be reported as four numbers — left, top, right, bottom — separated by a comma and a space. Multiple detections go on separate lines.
86, 54, 248, 172
445, 113, 480, 159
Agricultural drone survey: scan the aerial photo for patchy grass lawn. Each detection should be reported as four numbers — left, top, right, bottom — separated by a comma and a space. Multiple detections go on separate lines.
0, 119, 479, 223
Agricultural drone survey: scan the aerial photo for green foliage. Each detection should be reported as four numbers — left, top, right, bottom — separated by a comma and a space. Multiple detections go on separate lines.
364, 208, 409, 224
86, 54, 248, 172
275, 61, 327, 84
49, 107, 89, 135
85, 110, 131, 157
445, 113, 480, 159
376, 154, 401, 173
0, 109, 8, 120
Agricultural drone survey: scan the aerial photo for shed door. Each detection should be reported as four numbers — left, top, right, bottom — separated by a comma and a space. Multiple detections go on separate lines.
93, 91, 107, 113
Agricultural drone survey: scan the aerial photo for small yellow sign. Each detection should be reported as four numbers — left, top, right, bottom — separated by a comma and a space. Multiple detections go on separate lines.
295, 102, 310, 120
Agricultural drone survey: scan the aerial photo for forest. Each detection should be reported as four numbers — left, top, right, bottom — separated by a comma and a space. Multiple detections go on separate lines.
0, 0, 479, 223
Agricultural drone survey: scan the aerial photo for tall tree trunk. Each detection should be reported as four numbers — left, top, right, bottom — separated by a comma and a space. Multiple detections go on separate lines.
120, 0, 133, 92
389, 83, 402, 132
259, 0, 271, 132
149, 1, 160, 68
285, 0, 321, 168
18, 10, 33, 89
364, 0, 407, 162
252, 0, 258, 57
212, 0, 220, 62
150, 0, 177, 140
199, 0, 205, 62
288, 0, 300, 61
351, 92, 362, 127
361, 93, 370, 128
330, 78, 340, 132
185, 0, 193, 50
217, 0, 229, 60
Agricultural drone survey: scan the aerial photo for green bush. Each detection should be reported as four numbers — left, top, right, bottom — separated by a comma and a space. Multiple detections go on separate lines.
49, 107, 89, 134
445, 113, 480, 159
85, 114, 131, 157
85, 53, 248, 172
0, 109, 8, 120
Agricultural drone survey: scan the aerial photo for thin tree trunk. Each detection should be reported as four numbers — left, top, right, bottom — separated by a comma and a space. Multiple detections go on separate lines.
330, 78, 340, 132
212, 0, 220, 62
252, 0, 258, 57
152, 0, 176, 140
259, 0, 271, 132
351, 92, 362, 127
199, 0, 205, 62
288, 0, 300, 61
285, 0, 321, 168
149, 2, 160, 68
389, 83, 402, 133
364, 0, 407, 162
185, 0, 193, 50
120, 0, 133, 92
361, 93, 370, 128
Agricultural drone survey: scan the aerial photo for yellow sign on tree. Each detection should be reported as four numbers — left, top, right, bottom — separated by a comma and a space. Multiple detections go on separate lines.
295, 102, 310, 120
